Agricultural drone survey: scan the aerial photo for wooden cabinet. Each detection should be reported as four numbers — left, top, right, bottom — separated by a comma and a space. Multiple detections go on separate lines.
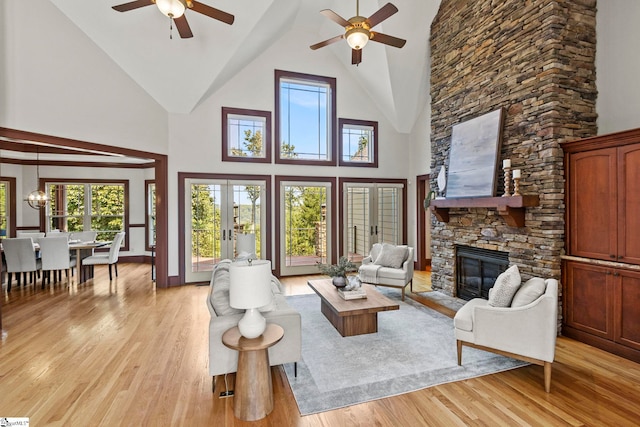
566, 143, 640, 265
563, 260, 640, 361
563, 128, 640, 363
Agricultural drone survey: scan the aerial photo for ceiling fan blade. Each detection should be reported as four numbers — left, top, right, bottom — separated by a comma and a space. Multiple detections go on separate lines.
366, 3, 399, 28
320, 9, 351, 28
310, 34, 344, 50
191, 1, 234, 25
174, 15, 194, 38
352, 48, 362, 65
370, 32, 406, 48
112, 0, 153, 12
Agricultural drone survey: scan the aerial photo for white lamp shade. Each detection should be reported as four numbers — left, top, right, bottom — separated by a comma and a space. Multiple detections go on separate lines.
156, 0, 186, 18
236, 233, 257, 259
346, 27, 370, 50
229, 260, 272, 310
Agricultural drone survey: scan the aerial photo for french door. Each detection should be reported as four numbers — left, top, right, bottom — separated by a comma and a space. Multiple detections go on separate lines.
343, 182, 404, 263
184, 178, 266, 283
278, 180, 333, 276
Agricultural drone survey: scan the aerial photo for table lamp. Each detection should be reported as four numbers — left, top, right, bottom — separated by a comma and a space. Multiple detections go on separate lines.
235, 233, 257, 260
229, 259, 273, 339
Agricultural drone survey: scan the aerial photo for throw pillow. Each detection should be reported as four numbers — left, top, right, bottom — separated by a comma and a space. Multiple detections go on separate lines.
374, 244, 408, 269
488, 265, 521, 307
511, 277, 546, 307
211, 270, 243, 316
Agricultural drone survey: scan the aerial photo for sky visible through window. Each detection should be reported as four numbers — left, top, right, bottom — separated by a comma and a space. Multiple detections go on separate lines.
280, 79, 329, 160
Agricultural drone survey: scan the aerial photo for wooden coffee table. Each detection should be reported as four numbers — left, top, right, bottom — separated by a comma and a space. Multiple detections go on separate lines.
307, 279, 400, 337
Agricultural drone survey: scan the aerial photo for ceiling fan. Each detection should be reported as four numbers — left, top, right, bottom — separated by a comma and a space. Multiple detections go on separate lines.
310, 1, 406, 65
112, 0, 234, 39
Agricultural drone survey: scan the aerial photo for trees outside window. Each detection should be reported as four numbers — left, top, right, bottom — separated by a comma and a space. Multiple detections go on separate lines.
46, 181, 127, 243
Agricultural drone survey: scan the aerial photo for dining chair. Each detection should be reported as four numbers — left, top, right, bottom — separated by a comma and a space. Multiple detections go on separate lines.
3, 237, 41, 292
46, 231, 70, 240
70, 231, 98, 242
16, 231, 45, 239
81, 232, 126, 280
39, 236, 77, 288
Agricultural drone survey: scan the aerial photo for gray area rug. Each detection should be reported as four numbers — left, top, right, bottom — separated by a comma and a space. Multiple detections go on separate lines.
283, 289, 527, 415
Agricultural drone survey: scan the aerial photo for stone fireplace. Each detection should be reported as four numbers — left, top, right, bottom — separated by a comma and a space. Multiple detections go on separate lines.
429, 0, 598, 303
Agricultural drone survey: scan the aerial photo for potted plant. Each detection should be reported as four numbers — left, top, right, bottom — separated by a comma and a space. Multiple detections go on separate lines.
316, 256, 357, 288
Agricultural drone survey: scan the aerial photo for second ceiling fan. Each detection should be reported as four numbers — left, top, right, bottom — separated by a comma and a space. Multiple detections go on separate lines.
310, 1, 406, 65
112, 0, 234, 39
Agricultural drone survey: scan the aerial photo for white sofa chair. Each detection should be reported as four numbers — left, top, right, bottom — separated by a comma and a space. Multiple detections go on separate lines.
358, 243, 414, 300
206, 260, 301, 389
454, 276, 559, 392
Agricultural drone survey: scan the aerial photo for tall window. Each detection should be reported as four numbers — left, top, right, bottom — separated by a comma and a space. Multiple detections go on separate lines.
275, 70, 337, 165
46, 181, 127, 242
0, 179, 9, 237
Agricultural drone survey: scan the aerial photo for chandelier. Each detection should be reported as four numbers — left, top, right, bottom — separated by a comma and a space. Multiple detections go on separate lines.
26, 147, 48, 210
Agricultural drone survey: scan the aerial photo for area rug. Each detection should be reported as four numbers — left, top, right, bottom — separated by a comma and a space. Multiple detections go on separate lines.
283, 289, 527, 415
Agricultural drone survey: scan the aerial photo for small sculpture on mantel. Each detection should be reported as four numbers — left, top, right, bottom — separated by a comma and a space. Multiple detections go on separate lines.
436, 166, 447, 199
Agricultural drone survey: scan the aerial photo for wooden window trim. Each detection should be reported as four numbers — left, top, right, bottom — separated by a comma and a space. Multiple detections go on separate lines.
221, 107, 272, 164
338, 118, 378, 168
274, 69, 337, 166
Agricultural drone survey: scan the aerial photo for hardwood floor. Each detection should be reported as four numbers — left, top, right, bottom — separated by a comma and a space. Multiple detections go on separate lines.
2, 265, 640, 426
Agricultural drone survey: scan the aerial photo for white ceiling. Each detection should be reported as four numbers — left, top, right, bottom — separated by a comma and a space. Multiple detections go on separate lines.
49, 0, 440, 134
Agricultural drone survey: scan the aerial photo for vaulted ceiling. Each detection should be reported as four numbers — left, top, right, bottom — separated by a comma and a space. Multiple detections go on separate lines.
49, 0, 440, 134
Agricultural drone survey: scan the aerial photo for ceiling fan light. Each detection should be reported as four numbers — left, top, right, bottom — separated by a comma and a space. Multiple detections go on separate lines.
156, 0, 186, 19
346, 27, 370, 50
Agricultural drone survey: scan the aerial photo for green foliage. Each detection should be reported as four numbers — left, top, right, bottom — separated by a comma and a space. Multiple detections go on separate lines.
316, 256, 357, 277
281, 142, 298, 159
191, 185, 219, 258
284, 186, 326, 257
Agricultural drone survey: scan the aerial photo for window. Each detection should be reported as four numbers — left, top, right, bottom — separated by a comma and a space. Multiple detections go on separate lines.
0, 179, 11, 239
222, 107, 272, 163
339, 118, 378, 167
46, 181, 128, 244
275, 70, 337, 165
146, 180, 156, 250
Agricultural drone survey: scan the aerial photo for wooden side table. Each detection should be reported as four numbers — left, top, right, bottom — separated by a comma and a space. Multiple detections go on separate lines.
222, 323, 284, 421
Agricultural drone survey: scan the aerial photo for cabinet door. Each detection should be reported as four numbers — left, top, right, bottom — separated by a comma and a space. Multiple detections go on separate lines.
568, 148, 618, 261
564, 261, 613, 340
617, 145, 640, 264
614, 269, 640, 351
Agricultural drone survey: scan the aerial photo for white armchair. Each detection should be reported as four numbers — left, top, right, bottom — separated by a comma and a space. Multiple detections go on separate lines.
454, 278, 558, 392
358, 243, 414, 300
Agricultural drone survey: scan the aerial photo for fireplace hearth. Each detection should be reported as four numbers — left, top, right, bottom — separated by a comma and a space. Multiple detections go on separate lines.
456, 245, 509, 301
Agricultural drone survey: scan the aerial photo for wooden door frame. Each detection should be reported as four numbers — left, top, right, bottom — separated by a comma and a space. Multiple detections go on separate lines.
416, 174, 431, 271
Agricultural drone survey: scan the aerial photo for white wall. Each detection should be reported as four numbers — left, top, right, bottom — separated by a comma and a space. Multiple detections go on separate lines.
0, 0, 168, 152
596, 0, 640, 134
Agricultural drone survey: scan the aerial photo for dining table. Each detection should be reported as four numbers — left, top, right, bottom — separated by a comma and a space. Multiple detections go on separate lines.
68, 240, 110, 283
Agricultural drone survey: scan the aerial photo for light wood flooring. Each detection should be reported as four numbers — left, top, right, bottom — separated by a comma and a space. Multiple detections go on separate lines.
1, 264, 640, 426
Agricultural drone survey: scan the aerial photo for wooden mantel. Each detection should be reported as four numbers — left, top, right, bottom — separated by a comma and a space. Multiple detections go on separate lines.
430, 195, 540, 227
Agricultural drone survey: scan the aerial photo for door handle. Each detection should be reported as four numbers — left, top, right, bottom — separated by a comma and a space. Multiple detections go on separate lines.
375, 226, 378, 235
229, 229, 233, 240
222, 229, 226, 240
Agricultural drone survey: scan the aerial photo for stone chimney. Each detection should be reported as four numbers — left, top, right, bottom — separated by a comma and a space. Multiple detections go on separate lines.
429, 0, 598, 301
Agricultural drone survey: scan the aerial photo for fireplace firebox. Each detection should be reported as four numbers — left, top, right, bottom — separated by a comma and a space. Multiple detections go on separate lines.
456, 245, 509, 301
